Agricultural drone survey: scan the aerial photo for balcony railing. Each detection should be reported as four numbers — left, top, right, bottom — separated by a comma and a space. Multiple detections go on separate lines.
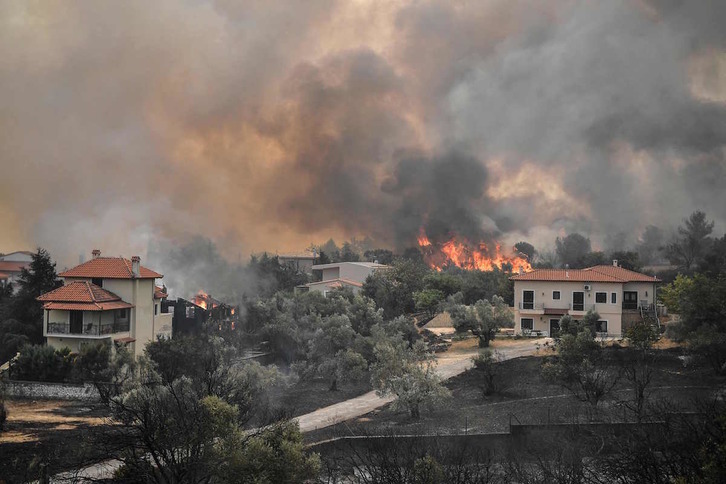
518, 302, 596, 312
518, 302, 544, 310
47, 321, 130, 336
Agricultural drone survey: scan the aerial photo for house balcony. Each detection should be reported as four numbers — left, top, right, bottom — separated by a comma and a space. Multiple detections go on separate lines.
518, 302, 596, 315
47, 321, 130, 337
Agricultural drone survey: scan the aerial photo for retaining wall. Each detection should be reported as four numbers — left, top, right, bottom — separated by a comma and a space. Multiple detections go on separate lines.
4, 380, 101, 401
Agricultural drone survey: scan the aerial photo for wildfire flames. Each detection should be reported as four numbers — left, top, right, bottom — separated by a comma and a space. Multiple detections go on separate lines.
417, 230, 532, 272
193, 290, 217, 310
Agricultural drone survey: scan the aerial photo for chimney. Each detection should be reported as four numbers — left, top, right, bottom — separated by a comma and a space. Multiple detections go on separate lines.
613, 259, 618, 267
518, 265, 523, 275
131, 256, 140, 277
92, 249, 101, 259
565, 263, 569, 279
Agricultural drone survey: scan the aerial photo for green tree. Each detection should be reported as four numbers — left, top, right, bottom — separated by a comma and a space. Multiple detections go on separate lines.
340, 242, 361, 262
666, 210, 715, 271
371, 340, 450, 419
3, 248, 61, 350
413, 289, 445, 318
637, 225, 665, 265
514, 241, 536, 262
610, 251, 642, 271
621, 322, 659, 421
472, 349, 508, 397
542, 311, 619, 406
448, 295, 513, 347
659, 273, 693, 314
362, 259, 430, 317
555, 233, 592, 268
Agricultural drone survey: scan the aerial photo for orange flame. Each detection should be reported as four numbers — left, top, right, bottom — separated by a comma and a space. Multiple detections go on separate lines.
418, 230, 532, 273
193, 290, 212, 310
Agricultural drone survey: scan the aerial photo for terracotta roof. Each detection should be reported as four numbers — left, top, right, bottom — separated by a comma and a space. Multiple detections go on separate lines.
42, 300, 134, 311
37, 281, 134, 311
0, 272, 8, 279
154, 285, 168, 299
0, 261, 27, 273
511, 265, 659, 283
59, 257, 162, 279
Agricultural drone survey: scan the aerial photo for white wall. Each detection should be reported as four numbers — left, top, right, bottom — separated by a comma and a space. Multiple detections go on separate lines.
514, 280, 625, 336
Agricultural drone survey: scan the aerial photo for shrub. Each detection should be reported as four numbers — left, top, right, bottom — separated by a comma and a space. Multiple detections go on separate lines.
472, 349, 509, 397
11, 345, 74, 382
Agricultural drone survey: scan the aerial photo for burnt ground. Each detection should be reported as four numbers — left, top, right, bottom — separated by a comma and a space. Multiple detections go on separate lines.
304, 347, 726, 444
0, 377, 372, 483
0, 400, 120, 483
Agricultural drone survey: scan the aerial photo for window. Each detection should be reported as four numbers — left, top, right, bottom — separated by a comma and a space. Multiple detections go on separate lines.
116, 308, 129, 322
611, 292, 617, 304
572, 292, 585, 311
91, 277, 103, 287
595, 292, 607, 304
522, 290, 535, 310
553, 291, 561, 300
154, 304, 158, 315
596, 320, 608, 333
521, 318, 534, 331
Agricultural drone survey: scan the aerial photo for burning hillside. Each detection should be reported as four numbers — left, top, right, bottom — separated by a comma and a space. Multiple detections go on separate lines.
417, 230, 532, 272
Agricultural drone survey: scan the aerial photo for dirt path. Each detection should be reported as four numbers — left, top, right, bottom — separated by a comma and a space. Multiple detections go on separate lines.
296, 337, 547, 432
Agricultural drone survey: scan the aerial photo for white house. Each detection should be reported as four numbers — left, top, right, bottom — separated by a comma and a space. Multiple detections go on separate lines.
0, 250, 33, 290
297, 261, 388, 296
511, 261, 660, 338
38, 250, 172, 358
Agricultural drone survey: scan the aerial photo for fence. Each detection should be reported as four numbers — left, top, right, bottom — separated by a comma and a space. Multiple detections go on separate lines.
4, 379, 101, 401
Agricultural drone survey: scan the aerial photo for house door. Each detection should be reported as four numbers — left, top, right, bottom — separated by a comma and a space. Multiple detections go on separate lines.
69, 311, 83, 334
550, 319, 561, 338
572, 292, 585, 311
623, 291, 638, 310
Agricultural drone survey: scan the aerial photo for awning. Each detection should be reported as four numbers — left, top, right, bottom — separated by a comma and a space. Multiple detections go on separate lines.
114, 337, 136, 344
544, 308, 569, 316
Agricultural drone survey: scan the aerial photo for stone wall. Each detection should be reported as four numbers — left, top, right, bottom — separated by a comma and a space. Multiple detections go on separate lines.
5, 380, 100, 401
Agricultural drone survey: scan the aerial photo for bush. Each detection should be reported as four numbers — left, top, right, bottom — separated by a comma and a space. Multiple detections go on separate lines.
11, 345, 74, 382
472, 349, 509, 397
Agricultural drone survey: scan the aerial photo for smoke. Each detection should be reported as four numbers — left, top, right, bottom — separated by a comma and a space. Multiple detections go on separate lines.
1, 0, 725, 266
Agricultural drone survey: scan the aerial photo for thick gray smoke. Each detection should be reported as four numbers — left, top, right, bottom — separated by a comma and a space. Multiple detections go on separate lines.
1, 0, 725, 265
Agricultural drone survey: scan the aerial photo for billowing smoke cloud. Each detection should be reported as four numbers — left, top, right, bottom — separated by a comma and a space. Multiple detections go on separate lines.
1, 0, 725, 267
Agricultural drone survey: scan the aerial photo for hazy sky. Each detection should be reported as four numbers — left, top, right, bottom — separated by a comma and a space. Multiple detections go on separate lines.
1, 0, 725, 267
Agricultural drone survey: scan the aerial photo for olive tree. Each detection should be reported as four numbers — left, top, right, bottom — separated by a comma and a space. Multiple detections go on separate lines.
371, 340, 450, 419
449, 294, 512, 347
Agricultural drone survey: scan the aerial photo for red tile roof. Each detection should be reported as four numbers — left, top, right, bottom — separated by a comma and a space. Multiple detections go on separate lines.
0, 261, 27, 273
59, 257, 162, 279
37, 281, 134, 311
510, 265, 660, 283
0, 272, 8, 280
154, 285, 167, 299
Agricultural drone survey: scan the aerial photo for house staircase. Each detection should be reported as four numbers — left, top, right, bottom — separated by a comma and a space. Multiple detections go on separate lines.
640, 304, 661, 333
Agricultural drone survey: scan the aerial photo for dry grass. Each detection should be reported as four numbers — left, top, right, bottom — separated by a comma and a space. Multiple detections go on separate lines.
0, 399, 109, 444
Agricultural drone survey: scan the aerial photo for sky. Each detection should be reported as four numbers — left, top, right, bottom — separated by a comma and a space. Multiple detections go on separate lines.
1, 0, 725, 268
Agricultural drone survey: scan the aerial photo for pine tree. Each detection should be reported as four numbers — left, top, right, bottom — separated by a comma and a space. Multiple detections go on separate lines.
9, 248, 62, 344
